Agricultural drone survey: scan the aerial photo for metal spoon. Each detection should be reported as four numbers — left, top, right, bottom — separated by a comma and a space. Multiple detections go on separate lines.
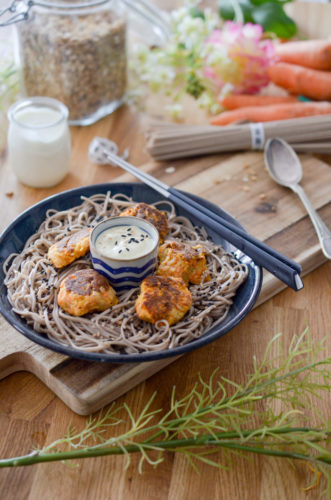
264, 138, 331, 259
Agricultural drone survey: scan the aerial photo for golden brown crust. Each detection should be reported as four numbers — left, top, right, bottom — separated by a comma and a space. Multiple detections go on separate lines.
48, 228, 91, 268
157, 241, 210, 285
62, 269, 110, 296
58, 269, 118, 316
120, 203, 169, 241
135, 275, 192, 326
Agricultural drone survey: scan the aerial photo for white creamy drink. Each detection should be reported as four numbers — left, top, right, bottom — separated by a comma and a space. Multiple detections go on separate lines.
95, 225, 155, 260
7, 97, 71, 188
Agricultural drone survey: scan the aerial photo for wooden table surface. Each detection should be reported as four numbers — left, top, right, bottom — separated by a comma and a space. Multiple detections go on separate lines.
0, 3, 331, 497
0, 103, 330, 500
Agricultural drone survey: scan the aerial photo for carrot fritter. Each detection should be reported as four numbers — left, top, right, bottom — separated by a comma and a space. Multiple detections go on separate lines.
120, 203, 169, 241
157, 241, 210, 285
48, 228, 91, 268
135, 275, 192, 326
58, 269, 118, 316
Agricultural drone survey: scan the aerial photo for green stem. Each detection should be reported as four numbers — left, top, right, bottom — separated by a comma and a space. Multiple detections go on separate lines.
229, 0, 244, 24
222, 360, 329, 405
147, 427, 328, 444
1, 427, 329, 468
144, 359, 330, 444
208, 443, 331, 465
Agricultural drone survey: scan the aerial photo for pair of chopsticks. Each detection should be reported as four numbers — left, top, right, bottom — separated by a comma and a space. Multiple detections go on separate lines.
88, 137, 303, 291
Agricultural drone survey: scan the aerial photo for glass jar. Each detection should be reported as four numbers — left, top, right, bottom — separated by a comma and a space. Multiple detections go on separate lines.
7, 97, 71, 187
14, 0, 127, 125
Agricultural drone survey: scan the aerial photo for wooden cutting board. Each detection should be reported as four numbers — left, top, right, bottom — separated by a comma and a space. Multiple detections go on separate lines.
0, 151, 330, 415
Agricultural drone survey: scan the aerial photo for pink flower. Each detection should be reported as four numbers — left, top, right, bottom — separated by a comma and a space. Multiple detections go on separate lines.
204, 22, 275, 95
242, 22, 263, 41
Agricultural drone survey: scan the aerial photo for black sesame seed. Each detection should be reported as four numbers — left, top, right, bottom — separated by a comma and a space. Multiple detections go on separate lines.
119, 250, 122, 253
121, 235, 126, 237
126, 248, 130, 252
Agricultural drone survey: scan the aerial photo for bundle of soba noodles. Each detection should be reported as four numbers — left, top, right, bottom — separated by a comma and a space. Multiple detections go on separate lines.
145, 115, 331, 161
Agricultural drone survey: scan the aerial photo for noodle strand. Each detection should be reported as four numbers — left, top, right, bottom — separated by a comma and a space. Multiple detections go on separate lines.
4, 193, 248, 355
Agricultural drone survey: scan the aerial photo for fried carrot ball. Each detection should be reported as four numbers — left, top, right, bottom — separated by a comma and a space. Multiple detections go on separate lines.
157, 241, 210, 285
120, 203, 169, 241
135, 275, 192, 326
57, 269, 118, 316
48, 228, 91, 268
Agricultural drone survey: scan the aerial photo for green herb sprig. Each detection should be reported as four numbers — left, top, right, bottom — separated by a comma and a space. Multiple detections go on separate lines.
1, 329, 330, 495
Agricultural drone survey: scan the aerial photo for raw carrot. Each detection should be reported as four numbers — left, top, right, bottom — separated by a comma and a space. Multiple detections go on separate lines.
275, 39, 331, 70
220, 94, 297, 110
210, 101, 331, 126
268, 62, 331, 101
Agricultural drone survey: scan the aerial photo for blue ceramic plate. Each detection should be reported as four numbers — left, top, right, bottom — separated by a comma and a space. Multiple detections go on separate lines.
0, 183, 262, 363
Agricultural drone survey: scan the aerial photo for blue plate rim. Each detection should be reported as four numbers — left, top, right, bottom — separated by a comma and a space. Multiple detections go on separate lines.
0, 182, 263, 363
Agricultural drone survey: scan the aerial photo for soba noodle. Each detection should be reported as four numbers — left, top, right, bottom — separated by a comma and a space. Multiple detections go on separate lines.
4, 192, 249, 354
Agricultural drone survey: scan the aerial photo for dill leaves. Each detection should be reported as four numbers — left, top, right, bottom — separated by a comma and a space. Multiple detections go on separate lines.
1, 328, 330, 495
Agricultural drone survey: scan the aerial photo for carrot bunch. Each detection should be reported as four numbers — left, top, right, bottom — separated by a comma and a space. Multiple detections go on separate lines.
211, 38, 331, 126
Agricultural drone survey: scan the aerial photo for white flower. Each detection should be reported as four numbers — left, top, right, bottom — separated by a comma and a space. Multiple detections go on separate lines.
210, 102, 221, 114
157, 66, 176, 83
197, 93, 221, 114
204, 44, 229, 65
131, 43, 150, 64
175, 16, 207, 48
197, 92, 213, 108
139, 61, 176, 92
218, 82, 235, 98
204, 8, 220, 32
165, 103, 183, 120
170, 7, 188, 25
166, 41, 181, 55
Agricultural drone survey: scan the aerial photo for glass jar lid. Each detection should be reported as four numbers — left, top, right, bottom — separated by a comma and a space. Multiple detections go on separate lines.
0, 0, 171, 44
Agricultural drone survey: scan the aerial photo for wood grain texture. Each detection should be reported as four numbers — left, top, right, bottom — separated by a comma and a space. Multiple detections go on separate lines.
0, 264, 330, 500
0, 143, 330, 414
0, 1, 330, 497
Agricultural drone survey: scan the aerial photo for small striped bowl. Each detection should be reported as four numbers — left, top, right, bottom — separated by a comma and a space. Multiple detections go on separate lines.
90, 216, 159, 291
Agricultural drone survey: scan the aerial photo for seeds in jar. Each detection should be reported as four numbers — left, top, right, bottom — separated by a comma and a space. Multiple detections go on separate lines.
16, 5, 127, 123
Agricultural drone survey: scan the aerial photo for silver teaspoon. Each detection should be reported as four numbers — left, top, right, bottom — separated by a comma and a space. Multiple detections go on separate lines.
264, 138, 331, 259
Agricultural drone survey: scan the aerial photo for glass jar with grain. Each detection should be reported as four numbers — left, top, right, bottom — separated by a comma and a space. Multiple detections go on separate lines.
14, 0, 127, 125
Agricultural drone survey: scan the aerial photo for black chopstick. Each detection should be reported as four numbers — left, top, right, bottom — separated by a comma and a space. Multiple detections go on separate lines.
89, 138, 303, 291
167, 191, 302, 290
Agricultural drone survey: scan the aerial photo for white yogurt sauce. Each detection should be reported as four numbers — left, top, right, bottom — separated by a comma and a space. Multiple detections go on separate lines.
96, 225, 155, 260
7, 98, 71, 188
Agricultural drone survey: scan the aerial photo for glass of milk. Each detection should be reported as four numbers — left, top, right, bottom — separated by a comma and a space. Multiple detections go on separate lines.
7, 97, 71, 188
